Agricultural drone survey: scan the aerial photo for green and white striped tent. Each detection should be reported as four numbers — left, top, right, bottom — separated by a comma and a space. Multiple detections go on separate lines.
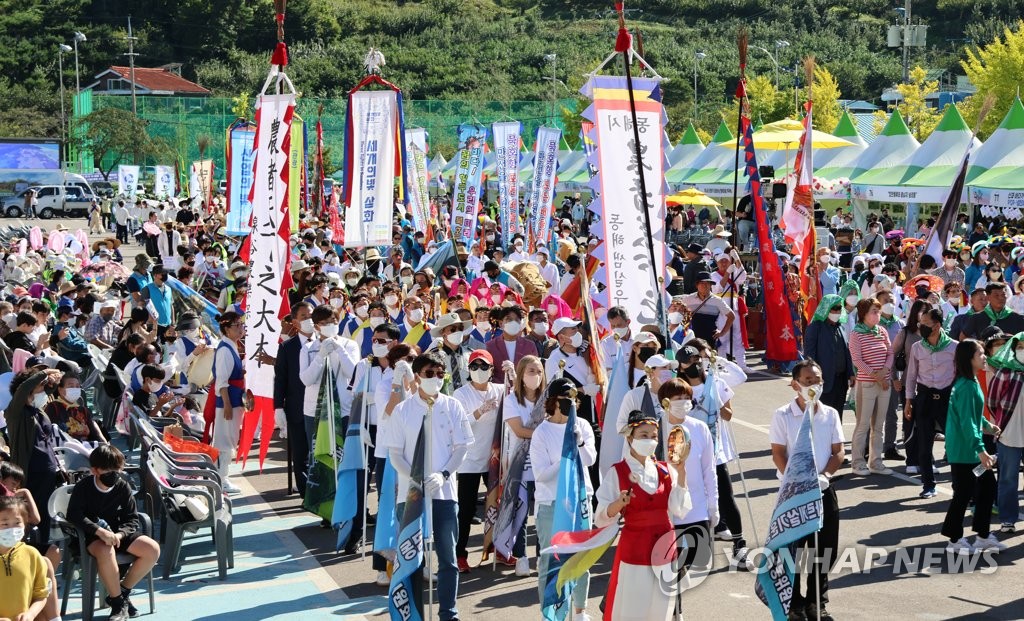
666, 120, 739, 198
849, 109, 920, 201
967, 97, 1024, 210
666, 123, 706, 170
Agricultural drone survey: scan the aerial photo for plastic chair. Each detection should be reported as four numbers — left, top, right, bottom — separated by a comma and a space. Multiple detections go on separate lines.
49, 484, 156, 621
146, 450, 234, 580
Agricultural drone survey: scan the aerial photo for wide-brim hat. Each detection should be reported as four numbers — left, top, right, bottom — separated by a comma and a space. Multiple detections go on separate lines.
696, 271, 715, 283
430, 312, 474, 337
364, 248, 382, 262
290, 259, 309, 273
712, 225, 731, 238
92, 237, 121, 252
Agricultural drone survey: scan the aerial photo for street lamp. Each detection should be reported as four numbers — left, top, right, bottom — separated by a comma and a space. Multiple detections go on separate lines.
58, 44, 72, 155
73, 31, 87, 94
543, 54, 558, 122
752, 46, 780, 88
693, 51, 706, 120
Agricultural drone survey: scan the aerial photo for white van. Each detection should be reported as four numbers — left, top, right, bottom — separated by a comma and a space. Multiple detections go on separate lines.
2, 184, 96, 219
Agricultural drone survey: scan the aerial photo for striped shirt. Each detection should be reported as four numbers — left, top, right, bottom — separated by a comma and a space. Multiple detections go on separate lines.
849, 329, 893, 383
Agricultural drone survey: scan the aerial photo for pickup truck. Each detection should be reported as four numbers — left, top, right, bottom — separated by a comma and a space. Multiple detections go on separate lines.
2, 185, 96, 219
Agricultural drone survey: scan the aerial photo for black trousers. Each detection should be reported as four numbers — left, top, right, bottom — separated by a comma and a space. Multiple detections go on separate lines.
456, 472, 486, 559
912, 384, 951, 490
716, 463, 746, 550
287, 416, 310, 498
367, 424, 378, 488
116, 223, 128, 244
942, 463, 996, 542
791, 485, 839, 610
820, 374, 849, 422
674, 520, 712, 576
26, 470, 58, 549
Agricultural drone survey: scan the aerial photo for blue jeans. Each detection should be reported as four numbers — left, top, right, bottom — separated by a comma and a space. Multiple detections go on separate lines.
536, 502, 589, 611
398, 499, 460, 621
996, 442, 1024, 524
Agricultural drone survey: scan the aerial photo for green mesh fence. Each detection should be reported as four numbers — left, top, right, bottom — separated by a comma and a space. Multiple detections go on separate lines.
88, 94, 578, 179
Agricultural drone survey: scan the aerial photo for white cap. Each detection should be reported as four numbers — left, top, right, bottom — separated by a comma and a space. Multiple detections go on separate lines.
633, 331, 659, 345
645, 354, 678, 369
551, 317, 581, 334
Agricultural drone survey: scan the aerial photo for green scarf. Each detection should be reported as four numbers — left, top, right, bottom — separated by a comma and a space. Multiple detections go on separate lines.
984, 304, 1012, 323
920, 329, 953, 353
811, 294, 845, 324
879, 315, 897, 328
853, 322, 880, 335
989, 334, 1024, 371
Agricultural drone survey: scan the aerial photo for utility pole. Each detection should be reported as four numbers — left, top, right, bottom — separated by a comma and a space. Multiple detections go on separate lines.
902, 0, 911, 83
126, 16, 138, 116
694, 51, 706, 121
58, 44, 72, 159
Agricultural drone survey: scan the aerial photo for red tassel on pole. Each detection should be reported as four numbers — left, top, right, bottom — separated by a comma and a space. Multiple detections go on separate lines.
271, 42, 288, 67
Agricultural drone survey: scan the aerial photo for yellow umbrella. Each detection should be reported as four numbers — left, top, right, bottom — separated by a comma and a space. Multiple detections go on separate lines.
722, 118, 854, 150
666, 187, 721, 207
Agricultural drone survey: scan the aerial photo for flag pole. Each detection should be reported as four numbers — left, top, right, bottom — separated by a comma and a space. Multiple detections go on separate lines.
360, 360, 371, 560
729, 29, 748, 366
614, 4, 668, 338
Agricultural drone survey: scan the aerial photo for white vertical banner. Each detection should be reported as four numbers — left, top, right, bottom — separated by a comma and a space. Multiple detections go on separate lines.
118, 165, 140, 198
343, 90, 398, 248
527, 126, 561, 250
405, 127, 431, 233
582, 75, 667, 328
244, 92, 295, 399
492, 121, 522, 247
153, 165, 175, 199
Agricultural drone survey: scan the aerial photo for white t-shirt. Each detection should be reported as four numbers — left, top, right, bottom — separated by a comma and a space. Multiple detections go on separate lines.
530, 417, 597, 504
373, 366, 395, 459
386, 393, 472, 501
453, 382, 506, 473
688, 380, 736, 465
661, 415, 717, 525
768, 400, 845, 477
503, 393, 539, 482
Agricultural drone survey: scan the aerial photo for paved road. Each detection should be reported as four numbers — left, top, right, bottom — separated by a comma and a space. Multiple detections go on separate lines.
36, 213, 1024, 620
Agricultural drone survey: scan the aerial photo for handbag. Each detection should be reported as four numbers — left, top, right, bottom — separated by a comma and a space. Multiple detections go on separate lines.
893, 329, 908, 372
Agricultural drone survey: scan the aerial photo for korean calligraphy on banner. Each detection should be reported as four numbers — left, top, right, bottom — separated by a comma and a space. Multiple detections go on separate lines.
492, 121, 522, 248
225, 124, 256, 235
342, 90, 400, 248
405, 128, 431, 233
527, 126, 561, 251
450, 123, 488, 246
117, 165, 140, 199
191, 160, 215, 211
153, 165, 175, 200
581, 75, 668, 330
245, 92, 295, 400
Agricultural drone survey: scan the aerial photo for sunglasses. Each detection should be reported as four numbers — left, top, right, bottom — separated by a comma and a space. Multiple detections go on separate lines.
419, 369, 443, 379
468, 363, 492, 371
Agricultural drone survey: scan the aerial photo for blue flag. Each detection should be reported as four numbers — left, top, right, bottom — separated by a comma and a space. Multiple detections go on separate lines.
373, 459, 399, 560
542, 400, 591, 621
389, 423, 427, 621
332, 364, 369, 550
754, 402, 824, 620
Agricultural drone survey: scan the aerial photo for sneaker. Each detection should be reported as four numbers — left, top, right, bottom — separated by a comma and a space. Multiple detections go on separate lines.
869, 466, 894, 475
495, 552, 517, 567
852, 466, 871, 476
713, 528, 735, 541
804, 603, 835, 621
787, 607, 808, 621
471, 516, 483, 525
945, 537, 974, 554
343, 537, 362, 555
457, 557, 472, 574
105, 595, 129, 621
883, 449, 905, 461
934, 433, 945, 441
999, 523, 1016, 534
730, 546, 755, 571
906, 465, 920, 475
375, 570, 390, 586
573, 613, 593, 621
222, 480, 242, 494
120, 586, 138, 618
973, 534, 1008, 553
919, 488, 937, 499
515, 556, 531, 576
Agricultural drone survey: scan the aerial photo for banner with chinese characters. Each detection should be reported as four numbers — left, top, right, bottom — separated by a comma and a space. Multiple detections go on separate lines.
153, 165, 175, 200
527, 126, 560, 251
117, 165, 140, 198
492, 121, 522, 247
581, 75, 668, 330
225, 124, 256, 235
405, 127, 431, 233
244, 92, 295, 402
191, 160, 215, 211
450, 123, 488, 246
342, 90, 402, 247
288, 114, 304, 233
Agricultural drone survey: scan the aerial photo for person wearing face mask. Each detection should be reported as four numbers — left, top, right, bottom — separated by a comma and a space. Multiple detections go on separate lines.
140, 265, 174, 340
167, 312, 215, 388
343, 293, 370, 339
451, 350, 506, 573
666, 297, 696, 347
385, 352, 472, 621
802, 293, 855, 420
342, 266, 362, 293
600, 306, 633, 370
930, 249, 966, 286
381, 284, 404, 323
904, 307, 958, 497
849, 297, 895, 478
964, 241, 990, 292
524, 309, 557, 360
209, 311, 247, 493
768, 359, 845, 621
810, 247, 841, 297
0, 494, 50, 621
533, 246, 559, 291
545, 317, 601, 435
399, 296, 434, 352
426, 313, 475, 394
858, 258, 885, 300
486, 306, 539, 384
45, 374, 105, 442
469, 307, 496, 344
837, 280, 860, 339
677, 272, 736, 349
974, 260, 1007, 293
132, 363, 180, 419
508, 237, 530, 262
84, 299, 123, 350
985, 333, 1024, 534
383, 246, 411, 283
473, 259, 525, 297
611, 342, 675, 459
272, 302, 321, 498
876, 290, 906, 461
594, 409, 690, 621
354, 302, 390, 358
962, 281, 1024, 340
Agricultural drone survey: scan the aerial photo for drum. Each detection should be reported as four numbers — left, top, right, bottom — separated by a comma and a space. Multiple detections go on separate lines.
186, 347, 215, 386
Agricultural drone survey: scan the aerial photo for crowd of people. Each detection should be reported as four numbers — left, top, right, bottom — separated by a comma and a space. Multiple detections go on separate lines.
0, 189, 1022, 621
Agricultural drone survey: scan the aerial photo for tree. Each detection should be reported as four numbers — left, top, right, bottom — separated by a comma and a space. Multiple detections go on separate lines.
76, 108, 170, 180
873, 66, 941, 140
960, 20, 1024, 138
230, 92, 253, 122
719, 74, 791, 131
807, 65, 842, 133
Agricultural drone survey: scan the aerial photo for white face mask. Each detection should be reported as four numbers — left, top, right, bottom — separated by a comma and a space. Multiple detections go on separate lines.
944, 258, 956, 269
330, 298, 344, 309
346, 277, 360, 288
148, 380, 164, 393
799, 383, 824, 403
372, 343, 389, 358
401, 276, 413, 287
32, 392, 48, 409
1015, 348, 1024, 365
183, 329, 200, 340
871, 266, 882, 275
476, 321, 491, 334
0, 526, 25, 548
504, 321, 522, 337
485, 234, 495, 242
533, 322, 549, 336
881, 303, 895, 316
669, 399, 692, 417
319, 323, 339, 339
420, 376, 443, 396
407, 308, 424, 324
354, 305, 369, 319
64, 387, 82, 401
446, 331, 465, 346
668, 311, 683, 325
612, 327, 629, 339
385, 294, 399, 307
299, 318, 315, 334
369, 317, 385, 329
569, 332, 583, 349
470, 368, 492, 384
547, 304, 558, 316
845, 295, 858, 307
631, 438, 659, 458
828, 312, 842, 323
524, 374, 542, 390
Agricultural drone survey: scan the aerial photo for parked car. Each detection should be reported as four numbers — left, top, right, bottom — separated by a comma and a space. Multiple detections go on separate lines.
2, 185, 95, 219
92, 180, 115, 197
218, 179, 227, 194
